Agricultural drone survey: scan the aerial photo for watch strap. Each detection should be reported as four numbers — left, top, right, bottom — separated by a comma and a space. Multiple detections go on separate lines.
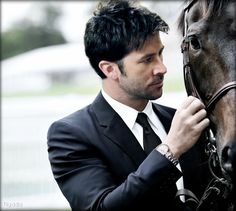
156, 144, 179, 166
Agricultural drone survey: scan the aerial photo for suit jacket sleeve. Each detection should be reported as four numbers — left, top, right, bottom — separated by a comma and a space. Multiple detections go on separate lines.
47, 104, 182, 211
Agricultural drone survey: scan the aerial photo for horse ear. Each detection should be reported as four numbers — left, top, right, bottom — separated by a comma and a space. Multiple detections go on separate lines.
177, 9, 186, 37
227, 3, 236, 33
230, 19, 236, 33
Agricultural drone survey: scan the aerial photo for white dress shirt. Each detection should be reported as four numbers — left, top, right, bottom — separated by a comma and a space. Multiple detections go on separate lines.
101, 89, 184, 192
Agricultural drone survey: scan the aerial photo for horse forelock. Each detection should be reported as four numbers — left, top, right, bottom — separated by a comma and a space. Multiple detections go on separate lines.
177, 0, 233, 36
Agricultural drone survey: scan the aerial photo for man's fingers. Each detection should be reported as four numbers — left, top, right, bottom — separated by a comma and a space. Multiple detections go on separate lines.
179, 96, 205, 112
183, 97, 205, 116
195, 117, 210, 131
193, 109, 208, 123
179, 96, 196, 109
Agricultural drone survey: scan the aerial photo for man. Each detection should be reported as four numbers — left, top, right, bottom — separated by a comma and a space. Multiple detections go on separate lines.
47, 1, 211, 210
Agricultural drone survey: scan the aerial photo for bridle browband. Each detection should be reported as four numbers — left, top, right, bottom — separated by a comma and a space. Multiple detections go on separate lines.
180, 0, 236, 210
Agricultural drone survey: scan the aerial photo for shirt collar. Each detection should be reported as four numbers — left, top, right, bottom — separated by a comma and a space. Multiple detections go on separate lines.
102, 89, 139, 130
142, 101, 157, 128
101, 89, 157, 130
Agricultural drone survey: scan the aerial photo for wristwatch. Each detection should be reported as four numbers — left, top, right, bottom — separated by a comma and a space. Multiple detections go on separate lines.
156, 144, 179, 166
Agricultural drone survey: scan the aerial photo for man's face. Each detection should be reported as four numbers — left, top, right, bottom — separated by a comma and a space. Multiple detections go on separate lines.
118, 35, 167, 101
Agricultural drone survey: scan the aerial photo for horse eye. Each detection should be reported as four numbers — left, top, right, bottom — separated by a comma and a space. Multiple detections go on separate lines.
189, 36, 201, 50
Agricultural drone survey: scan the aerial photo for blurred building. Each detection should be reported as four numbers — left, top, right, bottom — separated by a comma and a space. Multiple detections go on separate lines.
2, 43, 93, 94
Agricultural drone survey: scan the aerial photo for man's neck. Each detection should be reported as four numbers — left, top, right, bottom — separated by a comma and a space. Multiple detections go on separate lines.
102, 81, 148, 111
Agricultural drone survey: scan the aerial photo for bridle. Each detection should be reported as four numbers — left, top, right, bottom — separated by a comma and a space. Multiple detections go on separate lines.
181, 1, 236, 112
181, 0, 236, 147
181, 0, 236, 210
181, 0, 236, 146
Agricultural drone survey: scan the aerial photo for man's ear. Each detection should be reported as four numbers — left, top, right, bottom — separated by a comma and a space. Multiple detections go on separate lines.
99, 60, 119, 80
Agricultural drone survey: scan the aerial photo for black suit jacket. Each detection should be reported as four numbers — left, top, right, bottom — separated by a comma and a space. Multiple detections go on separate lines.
47, 92, 210, 211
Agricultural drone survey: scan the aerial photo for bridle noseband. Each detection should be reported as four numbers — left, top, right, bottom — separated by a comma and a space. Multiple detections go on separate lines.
181, 0, 236, 210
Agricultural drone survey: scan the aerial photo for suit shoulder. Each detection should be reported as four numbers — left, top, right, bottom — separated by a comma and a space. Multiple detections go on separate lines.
152, 103, 176, 115
48, 104, 92, 131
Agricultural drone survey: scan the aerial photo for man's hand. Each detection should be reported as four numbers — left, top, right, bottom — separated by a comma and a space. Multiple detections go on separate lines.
164, 96, 210, 159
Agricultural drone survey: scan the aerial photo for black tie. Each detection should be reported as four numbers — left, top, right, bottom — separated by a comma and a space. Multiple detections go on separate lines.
136, 113, 162, 154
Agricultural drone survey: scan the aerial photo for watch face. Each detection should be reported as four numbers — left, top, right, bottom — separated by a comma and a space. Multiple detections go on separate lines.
158, 144, 169, 154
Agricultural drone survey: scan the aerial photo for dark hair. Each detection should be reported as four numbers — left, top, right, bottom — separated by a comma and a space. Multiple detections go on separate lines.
84, 0, 169, 79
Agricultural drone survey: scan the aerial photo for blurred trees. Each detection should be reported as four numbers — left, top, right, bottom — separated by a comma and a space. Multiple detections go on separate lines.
1, 3, 67, 60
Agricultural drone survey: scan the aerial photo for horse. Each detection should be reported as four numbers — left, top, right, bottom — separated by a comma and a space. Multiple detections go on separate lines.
177, 0, 236, 210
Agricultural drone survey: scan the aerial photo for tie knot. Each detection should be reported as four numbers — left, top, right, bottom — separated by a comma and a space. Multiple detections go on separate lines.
136, 113, 150, 131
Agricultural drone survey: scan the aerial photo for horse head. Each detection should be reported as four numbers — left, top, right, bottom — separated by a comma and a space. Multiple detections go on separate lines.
178, 0, 236, 192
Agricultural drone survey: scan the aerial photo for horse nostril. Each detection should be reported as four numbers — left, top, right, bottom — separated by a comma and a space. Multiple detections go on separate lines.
222, 146, 234, 172
221, 141, 236, 174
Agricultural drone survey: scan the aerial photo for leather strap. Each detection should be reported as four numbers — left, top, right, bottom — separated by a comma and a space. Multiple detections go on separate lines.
175, 188, 199, 204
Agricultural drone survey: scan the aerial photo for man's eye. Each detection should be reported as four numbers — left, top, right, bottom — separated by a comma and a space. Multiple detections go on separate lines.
143, 57, 153, 63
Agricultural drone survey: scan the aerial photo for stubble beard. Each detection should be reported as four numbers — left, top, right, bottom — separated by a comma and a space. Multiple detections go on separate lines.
119, 80, 163, 101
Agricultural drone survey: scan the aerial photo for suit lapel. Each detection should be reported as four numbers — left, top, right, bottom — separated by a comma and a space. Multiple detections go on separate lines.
91, 92, 146, 166
152, 103, 174, 133
104, 115, 147, 165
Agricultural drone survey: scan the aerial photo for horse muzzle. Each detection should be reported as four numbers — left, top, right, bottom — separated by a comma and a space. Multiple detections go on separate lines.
221, 140, 236, 180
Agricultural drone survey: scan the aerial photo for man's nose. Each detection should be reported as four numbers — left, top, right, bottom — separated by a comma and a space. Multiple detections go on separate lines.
153, 58, 167, 75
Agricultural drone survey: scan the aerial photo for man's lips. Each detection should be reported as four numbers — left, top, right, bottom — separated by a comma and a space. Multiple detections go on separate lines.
150, 75, 164, 87
150, 81, 163, 87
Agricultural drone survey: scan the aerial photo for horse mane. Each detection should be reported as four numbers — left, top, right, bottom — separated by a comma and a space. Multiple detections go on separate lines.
177, 0, 232, 36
